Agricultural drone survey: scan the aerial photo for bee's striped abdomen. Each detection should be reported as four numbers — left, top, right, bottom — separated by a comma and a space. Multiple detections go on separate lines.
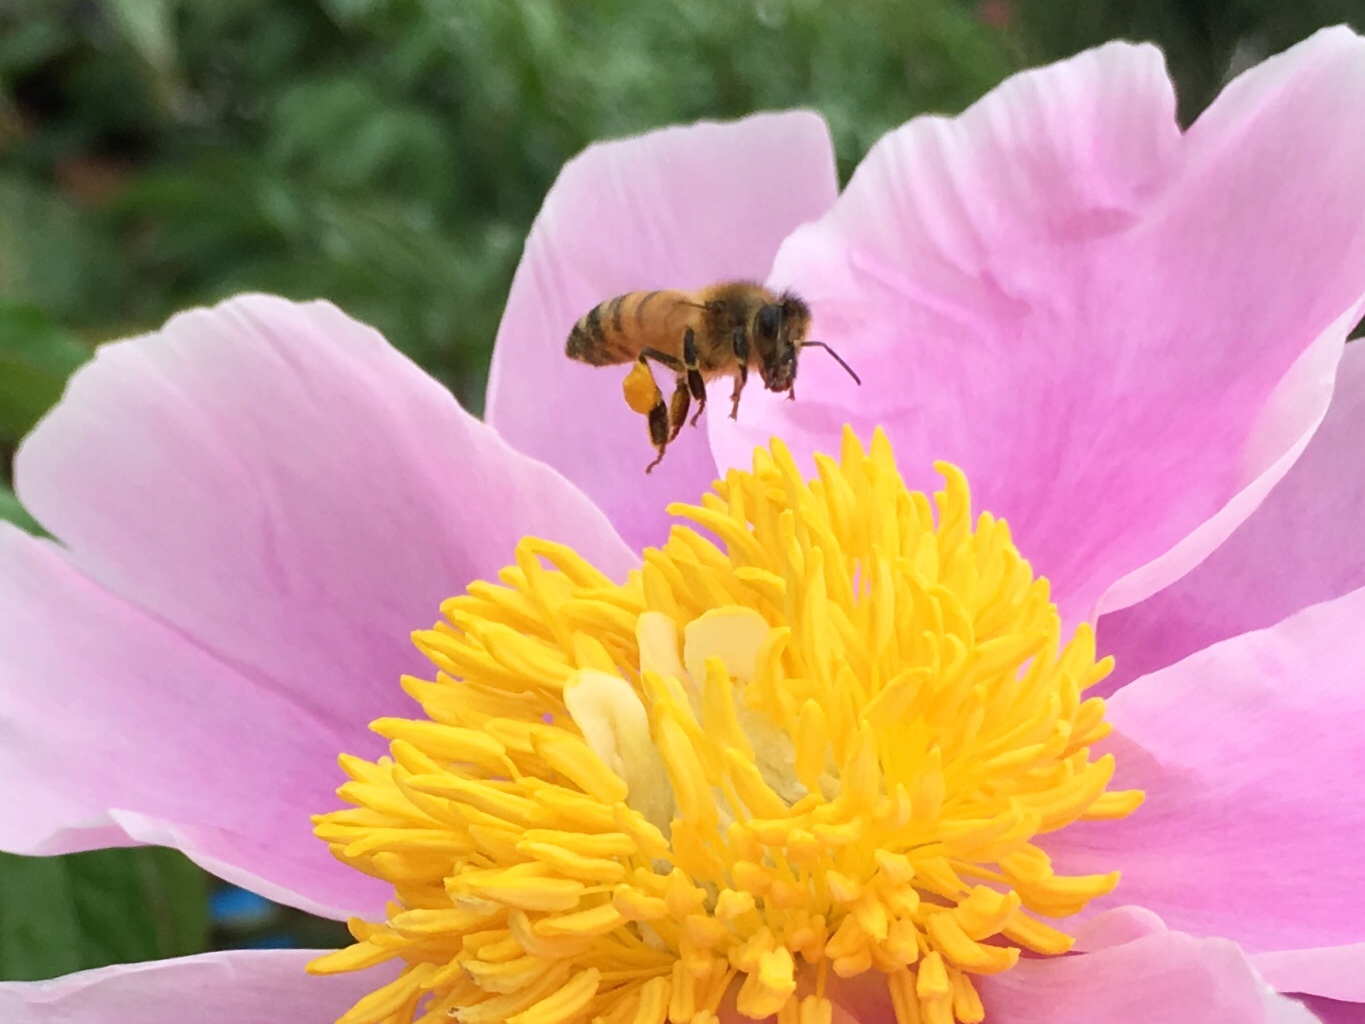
565, 290, 684, 366
566, 301, 615, 365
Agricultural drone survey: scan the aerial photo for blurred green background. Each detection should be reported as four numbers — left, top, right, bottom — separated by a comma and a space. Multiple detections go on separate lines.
1, 0, 1361, 981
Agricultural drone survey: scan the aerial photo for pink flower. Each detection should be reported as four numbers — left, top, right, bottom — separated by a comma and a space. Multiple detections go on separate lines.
4, 26, 1365, 1024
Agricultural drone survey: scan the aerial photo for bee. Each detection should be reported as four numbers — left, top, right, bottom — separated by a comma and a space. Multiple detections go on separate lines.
565, 281, 860, 472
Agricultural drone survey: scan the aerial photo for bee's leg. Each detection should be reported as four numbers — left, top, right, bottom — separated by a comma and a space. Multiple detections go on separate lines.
644, 378, 692, 473
667, 375, 691, 442
786, 385, 796, 401
639, 347, 685, 373
645, 396, 672, 474
683, 328, 707, 427
624, 356, 674, 473
729, 366, 750, 419
729, 325, 749, 419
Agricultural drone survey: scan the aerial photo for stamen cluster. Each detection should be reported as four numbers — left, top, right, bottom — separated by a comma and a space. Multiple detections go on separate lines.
313, 429, 1140, 1024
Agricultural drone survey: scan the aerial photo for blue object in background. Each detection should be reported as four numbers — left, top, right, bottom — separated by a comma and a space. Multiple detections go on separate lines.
238, 932, 299, 949
205, 881, 350, 952
208, 885, 278, 929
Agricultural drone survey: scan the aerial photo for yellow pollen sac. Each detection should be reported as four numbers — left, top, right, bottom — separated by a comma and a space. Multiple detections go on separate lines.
623, 360, 663, 416
312, 427, 1142, 1024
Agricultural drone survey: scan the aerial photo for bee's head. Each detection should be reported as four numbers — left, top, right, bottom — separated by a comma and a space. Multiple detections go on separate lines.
753, 293, 812, 393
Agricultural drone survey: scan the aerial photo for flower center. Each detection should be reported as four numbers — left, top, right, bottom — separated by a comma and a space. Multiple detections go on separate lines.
311, 428, 1142, 1024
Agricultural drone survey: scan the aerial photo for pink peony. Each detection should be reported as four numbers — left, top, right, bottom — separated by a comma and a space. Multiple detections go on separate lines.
4, 27, 1365, 1024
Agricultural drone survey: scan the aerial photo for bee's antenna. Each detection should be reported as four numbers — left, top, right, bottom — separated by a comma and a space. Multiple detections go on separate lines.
801, 340, 861, 386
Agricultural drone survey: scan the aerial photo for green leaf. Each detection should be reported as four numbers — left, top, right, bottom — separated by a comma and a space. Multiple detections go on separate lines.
99, 0, 179, 75
0, 16, 72, 78
0, 480, 42, 535
0, 177, 126, 326
0, 848, 209, 981
0, 300, 90, 444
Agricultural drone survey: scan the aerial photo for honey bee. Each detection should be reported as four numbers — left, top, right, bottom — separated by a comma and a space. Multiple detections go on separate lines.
565, 281, 859, 472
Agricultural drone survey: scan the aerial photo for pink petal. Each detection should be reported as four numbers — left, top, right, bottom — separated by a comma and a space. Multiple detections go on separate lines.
486, 112, 838, 551
1097, 341, 1365, 693
0, 950, 392, 1023
1072, 906, 1167, 951
1294, 997, 1365, 1024
798, 925, 1319, 1024
0, 529, 382, 917
2, 295, 634, 917
712, 29, 1365, 625
977, 931, 1322, 1024
1046, 584, 1365, 957
1254, 947, 1365, 1003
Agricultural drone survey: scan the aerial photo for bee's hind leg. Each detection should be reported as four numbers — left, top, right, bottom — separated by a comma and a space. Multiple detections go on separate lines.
645, 398, 671, 474
642, 376, 694, 474
624, 356, 676, 474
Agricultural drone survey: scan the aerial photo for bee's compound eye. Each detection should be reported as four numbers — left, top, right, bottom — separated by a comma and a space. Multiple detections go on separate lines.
756, 305, 781, 337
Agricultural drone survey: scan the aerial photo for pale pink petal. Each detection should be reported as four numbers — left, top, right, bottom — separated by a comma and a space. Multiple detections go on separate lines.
799, 926, 1318, 1023
977, 931, 1322, 1024
2, 295, 634, 917
1272, 998, 1334, 1024
1294, 996, 1365, 1024
1097, 341, 1365, 693
0, 950, 392, 1023
1072, 905, 1166, 951
1254, 947, 1365, 1003
1046, 584, 1365, 955
713, 29, 1365, 624
0, 526, 382, 917
487, 112, 838, 551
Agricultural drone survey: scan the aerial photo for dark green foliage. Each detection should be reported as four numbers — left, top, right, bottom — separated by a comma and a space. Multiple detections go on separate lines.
1013, 0, 1365, 121
0, 0, 1017, 412
0, 848, 207, 980
0, 478, 42, 534
0, 301, 89, 444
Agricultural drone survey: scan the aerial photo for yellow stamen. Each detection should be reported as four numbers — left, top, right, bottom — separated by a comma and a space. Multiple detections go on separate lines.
313, 428, 1142, 1024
